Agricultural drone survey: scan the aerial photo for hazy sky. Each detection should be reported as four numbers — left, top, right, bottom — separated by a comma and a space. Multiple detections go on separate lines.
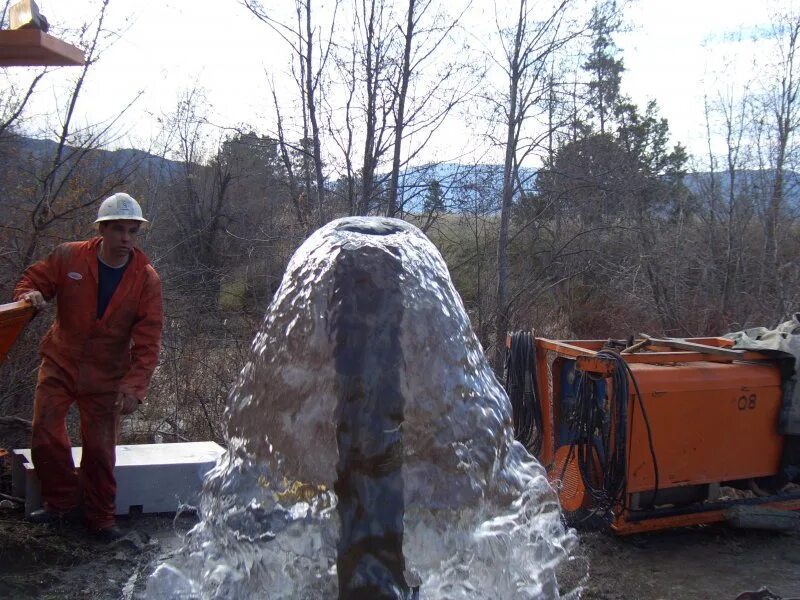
618, 0, 774, 161
18, 0, 783, 164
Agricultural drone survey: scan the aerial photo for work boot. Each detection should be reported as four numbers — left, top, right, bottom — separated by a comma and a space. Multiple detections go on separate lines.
27, 506, 82, 525
91, 524, 126, 542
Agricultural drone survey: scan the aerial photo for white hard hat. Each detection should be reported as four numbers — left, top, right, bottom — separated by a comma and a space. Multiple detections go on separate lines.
95, 193, 148, 223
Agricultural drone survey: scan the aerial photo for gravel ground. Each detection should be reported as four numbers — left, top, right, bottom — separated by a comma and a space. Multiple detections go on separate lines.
1, 505, 800, 599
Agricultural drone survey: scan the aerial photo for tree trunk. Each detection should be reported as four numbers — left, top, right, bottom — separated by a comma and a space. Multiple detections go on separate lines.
494, 0, 525, 375
387, 0, 416, 217
304, 0, 327, 226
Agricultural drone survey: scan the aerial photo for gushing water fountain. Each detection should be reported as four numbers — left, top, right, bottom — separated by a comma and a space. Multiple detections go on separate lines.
148, 217, 577, 599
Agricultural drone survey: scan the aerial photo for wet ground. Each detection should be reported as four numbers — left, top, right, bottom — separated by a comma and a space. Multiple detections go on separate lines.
1, 504, 799, 599
0, 508, 195, 600
578, 526, 800, 599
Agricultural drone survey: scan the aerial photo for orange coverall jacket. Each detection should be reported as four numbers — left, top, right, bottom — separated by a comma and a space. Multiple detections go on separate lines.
14, 237, 163, 400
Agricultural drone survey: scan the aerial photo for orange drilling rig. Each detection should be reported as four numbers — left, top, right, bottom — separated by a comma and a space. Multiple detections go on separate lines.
505, 332, 800, 535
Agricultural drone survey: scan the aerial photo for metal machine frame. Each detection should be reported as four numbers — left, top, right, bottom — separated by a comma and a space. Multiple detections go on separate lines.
530, 336, 800, 535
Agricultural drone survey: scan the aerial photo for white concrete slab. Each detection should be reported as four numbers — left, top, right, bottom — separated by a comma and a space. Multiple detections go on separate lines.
11, 441, 225, 516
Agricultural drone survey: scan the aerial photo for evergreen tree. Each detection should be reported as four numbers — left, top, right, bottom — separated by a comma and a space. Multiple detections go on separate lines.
423, 178, 444, 213
583, 2, 624, 135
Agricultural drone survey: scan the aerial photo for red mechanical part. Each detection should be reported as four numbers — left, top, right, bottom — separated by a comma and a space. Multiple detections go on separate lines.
550, 444, 601, 513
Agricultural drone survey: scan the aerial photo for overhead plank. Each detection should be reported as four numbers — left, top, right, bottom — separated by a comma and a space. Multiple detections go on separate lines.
0, 29, 84, 67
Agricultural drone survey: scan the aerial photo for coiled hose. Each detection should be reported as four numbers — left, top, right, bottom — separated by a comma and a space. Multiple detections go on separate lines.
567, 349, 659, 524
504, 331, 544, 455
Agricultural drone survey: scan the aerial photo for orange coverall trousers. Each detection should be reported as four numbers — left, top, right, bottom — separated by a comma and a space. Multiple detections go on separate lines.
32, 358, 120, 530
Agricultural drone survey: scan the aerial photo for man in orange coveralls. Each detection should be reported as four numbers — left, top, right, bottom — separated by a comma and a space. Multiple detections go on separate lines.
14, 192, 163, 541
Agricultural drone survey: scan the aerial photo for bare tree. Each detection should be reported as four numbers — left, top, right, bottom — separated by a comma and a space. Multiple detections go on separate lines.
326, 0, 472, 217
385, 0, 419, 217
243, 0, 338, 227
0, 69, 48, 139
153, 87, 239, 302
492, 0, 582, 371
717, 84, 753, 317
324, 0, 398, 215
327, 41, 360, 214
271, 85, 312, 232
759, 8, 800, 316
385, 0, 470, 217
354, 0, 397, 215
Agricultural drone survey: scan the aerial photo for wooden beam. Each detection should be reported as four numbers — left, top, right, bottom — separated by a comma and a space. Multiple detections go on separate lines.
0, 29, 84, 67
0, 301, 35, 364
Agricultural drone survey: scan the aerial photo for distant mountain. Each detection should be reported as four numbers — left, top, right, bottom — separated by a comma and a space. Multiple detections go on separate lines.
7, 135, 799, 213
682, 170, 800, 207
395, 163, 800, 213
12, 135, 184, 179
393, 162, 537, 212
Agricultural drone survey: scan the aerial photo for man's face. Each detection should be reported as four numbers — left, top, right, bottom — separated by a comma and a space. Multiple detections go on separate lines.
99, 220, 141, 261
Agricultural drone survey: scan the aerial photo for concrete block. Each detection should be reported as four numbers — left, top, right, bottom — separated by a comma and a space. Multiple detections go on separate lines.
11, 441, 225, 516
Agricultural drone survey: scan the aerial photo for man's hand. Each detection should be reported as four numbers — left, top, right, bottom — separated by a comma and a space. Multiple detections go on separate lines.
114, 392, 139, 415
21, 290, 46, 310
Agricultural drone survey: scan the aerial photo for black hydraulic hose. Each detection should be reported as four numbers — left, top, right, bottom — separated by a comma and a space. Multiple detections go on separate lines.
505, 331, 544, 455
564, 349, 660, 523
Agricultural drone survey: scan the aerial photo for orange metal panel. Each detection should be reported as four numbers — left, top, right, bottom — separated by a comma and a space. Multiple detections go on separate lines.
576, 355, 616, 375
550, 445, 593, 512
626, 362, 784, 493
613, 508, 727, 534
537, 339, 598, 357
536, 340, 555, 466
611, 498, 800, 535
